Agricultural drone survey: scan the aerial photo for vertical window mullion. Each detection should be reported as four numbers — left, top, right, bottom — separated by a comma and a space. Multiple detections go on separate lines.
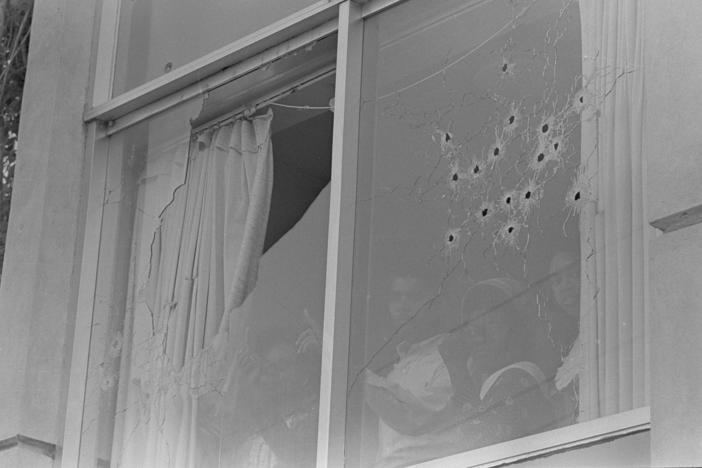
92, 0, 121, 104
316, 1, 364, 467
60, 123, 111, 468
62, 0, 120, 462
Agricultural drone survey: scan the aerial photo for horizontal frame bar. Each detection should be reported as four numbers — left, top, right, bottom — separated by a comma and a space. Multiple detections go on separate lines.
191, 65, 336, 135
85, 0, 409, 129
414, 407, 651, 468
360, 0, 407, 17
85, 0, 344, 122
104, 21, 337, 136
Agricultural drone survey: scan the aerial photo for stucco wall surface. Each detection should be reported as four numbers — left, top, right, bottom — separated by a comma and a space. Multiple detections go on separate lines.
643, 1, 702, 466
643, 0, 702, 222
0, 446, 53, 468
649, 223, 702, 466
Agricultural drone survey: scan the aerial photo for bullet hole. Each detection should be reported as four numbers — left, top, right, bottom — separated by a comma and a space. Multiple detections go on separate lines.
541, 123, 549, 133
537, 152, 545, 162
493, 147, 500, 156
524, 191, 532, 199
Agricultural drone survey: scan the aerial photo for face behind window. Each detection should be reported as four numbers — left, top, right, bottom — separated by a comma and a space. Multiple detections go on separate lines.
387, 276, 426, 326
549, 252, 580, 316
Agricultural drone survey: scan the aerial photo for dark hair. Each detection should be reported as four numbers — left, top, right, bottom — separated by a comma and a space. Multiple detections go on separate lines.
461, 280, 529, 359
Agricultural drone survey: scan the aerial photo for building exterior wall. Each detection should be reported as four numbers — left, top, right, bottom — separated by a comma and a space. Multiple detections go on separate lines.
0, 0, 701, 467
642, 1, 702, 465
0, 0, 97, 465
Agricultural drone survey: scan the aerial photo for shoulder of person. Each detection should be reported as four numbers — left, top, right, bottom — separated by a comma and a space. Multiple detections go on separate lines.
480, 362, 546, 401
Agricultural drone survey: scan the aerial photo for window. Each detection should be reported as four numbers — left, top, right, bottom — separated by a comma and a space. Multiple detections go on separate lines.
346, 0, 586, 465
342, 1, 648, 466
74, 34, 336, 467
66, 1, 649, 467
111, 0, 330, 95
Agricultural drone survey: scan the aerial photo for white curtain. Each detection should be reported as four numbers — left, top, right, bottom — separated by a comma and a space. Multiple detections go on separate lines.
578, 0, 649, 420
116, 111, 274, 467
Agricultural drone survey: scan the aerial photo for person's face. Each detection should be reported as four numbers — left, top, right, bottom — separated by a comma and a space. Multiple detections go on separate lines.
550, 253, 580, 315
388, 277, 425, 326
465, 308, 510, 351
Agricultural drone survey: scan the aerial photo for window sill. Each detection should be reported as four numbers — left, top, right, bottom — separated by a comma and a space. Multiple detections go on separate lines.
412, 406, 651, 468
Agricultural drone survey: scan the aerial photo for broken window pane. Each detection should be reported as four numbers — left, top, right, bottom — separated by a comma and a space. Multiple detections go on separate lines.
344, 0, 645, 466
82, 69, 335, 466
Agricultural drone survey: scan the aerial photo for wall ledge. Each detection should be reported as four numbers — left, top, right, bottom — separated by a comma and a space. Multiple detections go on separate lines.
650, 204, 702, 234
0, 434, 56, 459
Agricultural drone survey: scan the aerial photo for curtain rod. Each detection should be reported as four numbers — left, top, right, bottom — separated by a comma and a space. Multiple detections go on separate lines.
190, 66, 336, 136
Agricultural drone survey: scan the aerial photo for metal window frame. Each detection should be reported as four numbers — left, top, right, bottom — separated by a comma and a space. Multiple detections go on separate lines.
64, 0, 651, 467
83, 0, 408, 130
413, 407, 650, 468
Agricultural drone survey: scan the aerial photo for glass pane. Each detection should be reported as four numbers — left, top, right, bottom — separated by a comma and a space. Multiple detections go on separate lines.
345, 0, 643, 466
81, 76, 335, 467
112, 0, 323, 95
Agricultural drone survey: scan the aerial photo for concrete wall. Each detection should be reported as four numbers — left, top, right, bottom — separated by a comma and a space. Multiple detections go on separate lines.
0, 0, 97, 465
643, 1, 702, 466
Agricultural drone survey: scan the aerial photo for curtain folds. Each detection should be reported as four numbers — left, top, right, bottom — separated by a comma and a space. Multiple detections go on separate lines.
118, 111, 274, 467
578, 0, 648, 420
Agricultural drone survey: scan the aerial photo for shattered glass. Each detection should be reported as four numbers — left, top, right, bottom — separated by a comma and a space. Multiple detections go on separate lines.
344, 0, 644, 466
81, 65, 335, 465
78, 1, 648, 466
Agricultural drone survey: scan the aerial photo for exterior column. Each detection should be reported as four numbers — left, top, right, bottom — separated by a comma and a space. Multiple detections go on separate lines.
0, 0, 97, 466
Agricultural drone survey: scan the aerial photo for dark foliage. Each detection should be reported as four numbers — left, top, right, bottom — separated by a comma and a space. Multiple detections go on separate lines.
0, 0, 31, 276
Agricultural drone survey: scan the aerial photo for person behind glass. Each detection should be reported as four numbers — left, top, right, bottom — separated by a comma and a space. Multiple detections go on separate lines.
247, 323, 321, 468
364, 275, 462, 467
526, 250, 581, 428
364, 277, 552, 467
203, 318, 322, 468
548, 251, 580, 355
550, 251, 583, 423
435, 279, 554, 449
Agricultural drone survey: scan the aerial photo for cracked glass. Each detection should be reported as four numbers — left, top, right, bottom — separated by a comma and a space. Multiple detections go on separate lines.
343, 0, 646, 466
82, 60, 335, 465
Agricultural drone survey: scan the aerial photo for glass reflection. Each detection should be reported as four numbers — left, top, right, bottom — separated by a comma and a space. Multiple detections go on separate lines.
346, 0, 590, 466
112, 0, 322, 95
82, 78, 334, 467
